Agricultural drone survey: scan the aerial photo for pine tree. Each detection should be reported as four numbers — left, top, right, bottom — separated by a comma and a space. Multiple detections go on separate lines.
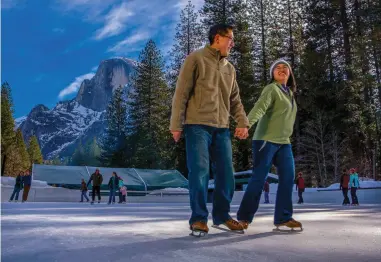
28, 135, 43, 166
248, 0, 268, 85
168, 1, 203, 88
71, 140, 86, 166
49, 157, 64, 165
230, 0, 256, 171
1, 82, 17, 176
367, 0, 381, 106
15, 129, 30, 170
167, 1, 204, 177
1, 83, 16, 159
100, 85, 128, 167
86, 137, 101, 167
349, 0, 380, 177
294, 0, 340, 184
127, 40, 172, 169
199, 0, 234, 30
297, 110, 333, 187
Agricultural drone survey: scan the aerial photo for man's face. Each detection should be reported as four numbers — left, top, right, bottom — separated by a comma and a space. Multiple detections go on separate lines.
215, 29, 234, 57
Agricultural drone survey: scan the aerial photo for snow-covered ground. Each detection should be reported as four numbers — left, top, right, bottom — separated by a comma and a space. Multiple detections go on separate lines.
323, 180, 381, 190
1, 202, 380, 262
1, 176, 52, 188
148, 187, 189, 195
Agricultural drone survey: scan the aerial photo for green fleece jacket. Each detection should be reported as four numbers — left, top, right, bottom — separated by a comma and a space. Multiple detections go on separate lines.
247, 82, 297, 144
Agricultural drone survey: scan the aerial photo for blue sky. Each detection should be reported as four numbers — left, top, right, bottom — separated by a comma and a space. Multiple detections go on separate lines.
1, 0, 203, 118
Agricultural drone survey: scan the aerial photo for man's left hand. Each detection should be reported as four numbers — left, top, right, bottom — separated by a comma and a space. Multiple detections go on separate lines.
234, 128, 249, 139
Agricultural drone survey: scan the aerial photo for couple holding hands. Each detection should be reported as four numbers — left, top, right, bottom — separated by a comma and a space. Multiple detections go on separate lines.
170, 24, 302, 236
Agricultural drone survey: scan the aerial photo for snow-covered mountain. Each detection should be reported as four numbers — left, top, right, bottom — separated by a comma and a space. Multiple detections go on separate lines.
17, 57, 136, 159
75, 57, 136, 111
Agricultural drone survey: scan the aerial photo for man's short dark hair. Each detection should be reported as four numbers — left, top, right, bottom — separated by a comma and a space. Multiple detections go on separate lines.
208, 24, 234, 45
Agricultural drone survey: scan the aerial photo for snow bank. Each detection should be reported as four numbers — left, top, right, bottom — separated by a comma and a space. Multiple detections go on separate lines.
148, 187, 189, 195
1, 176, 51, 188
323, 180, 381, 190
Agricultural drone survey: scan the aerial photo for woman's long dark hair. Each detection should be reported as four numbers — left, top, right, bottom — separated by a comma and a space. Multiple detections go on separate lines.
287, 69, 297, 93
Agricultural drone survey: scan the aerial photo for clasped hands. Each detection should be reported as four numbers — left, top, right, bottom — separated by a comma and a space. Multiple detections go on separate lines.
171, 127, 248, 143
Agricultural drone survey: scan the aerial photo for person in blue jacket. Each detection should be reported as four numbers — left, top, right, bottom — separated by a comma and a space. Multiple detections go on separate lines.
9, 171, 24, 202
348, 168, 360, 206
118, 177, 124, 203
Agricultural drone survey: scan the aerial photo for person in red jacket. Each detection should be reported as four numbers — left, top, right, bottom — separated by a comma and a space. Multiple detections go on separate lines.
295, 172, 305, 204
340, 168, 350, 205
263, 181, 270, 204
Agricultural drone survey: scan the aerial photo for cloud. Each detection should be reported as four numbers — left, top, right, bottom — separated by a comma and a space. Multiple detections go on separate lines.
54, 0, 206, 57
107, 31, 150, 54
34, 74, 45, 82
58, 72, 95, 99
105, 1, 197, 54
2, 0, 27, 9
53, 28, 65, 33
54, 0, 117, 22
91, 66, 98, 72
94, 2, 133, 40
55, 0, 133, 40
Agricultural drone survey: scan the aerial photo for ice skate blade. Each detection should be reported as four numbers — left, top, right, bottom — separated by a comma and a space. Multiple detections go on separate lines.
189, 230, 207, 237
273, 227, 303, 233
212, 225, 244, 234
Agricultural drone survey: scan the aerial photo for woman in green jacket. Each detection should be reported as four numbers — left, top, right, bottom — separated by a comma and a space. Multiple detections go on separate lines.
237, 59, 302, 230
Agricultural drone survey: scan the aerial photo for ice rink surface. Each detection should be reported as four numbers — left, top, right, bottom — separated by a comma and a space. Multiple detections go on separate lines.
2, 202, 381, 262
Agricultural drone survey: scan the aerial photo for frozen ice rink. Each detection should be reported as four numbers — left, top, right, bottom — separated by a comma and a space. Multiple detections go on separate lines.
2, 202, 381, 262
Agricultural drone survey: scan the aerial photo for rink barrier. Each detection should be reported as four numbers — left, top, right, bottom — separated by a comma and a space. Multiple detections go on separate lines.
2, 186, 380, 203
88, 190, 189, 197
316, 187, 381, 191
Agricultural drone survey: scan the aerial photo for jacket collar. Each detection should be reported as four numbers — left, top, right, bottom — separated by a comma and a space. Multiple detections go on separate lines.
204, 44, 228, 60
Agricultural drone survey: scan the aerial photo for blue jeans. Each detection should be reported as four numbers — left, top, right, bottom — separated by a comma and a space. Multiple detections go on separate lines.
185, 124, 235, 225
351, 187, 359, 204
108, 189, 116, 203
237, 140, 295, 225
81, 191, 89, 202
264, 192, 269, 203
10, 187, 21, 201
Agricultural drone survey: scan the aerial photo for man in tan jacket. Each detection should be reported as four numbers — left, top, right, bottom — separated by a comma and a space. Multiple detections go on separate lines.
170, 24, 249, 235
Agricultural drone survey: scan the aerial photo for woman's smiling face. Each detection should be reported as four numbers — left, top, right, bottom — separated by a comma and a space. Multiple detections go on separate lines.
273, 63, 290, 84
